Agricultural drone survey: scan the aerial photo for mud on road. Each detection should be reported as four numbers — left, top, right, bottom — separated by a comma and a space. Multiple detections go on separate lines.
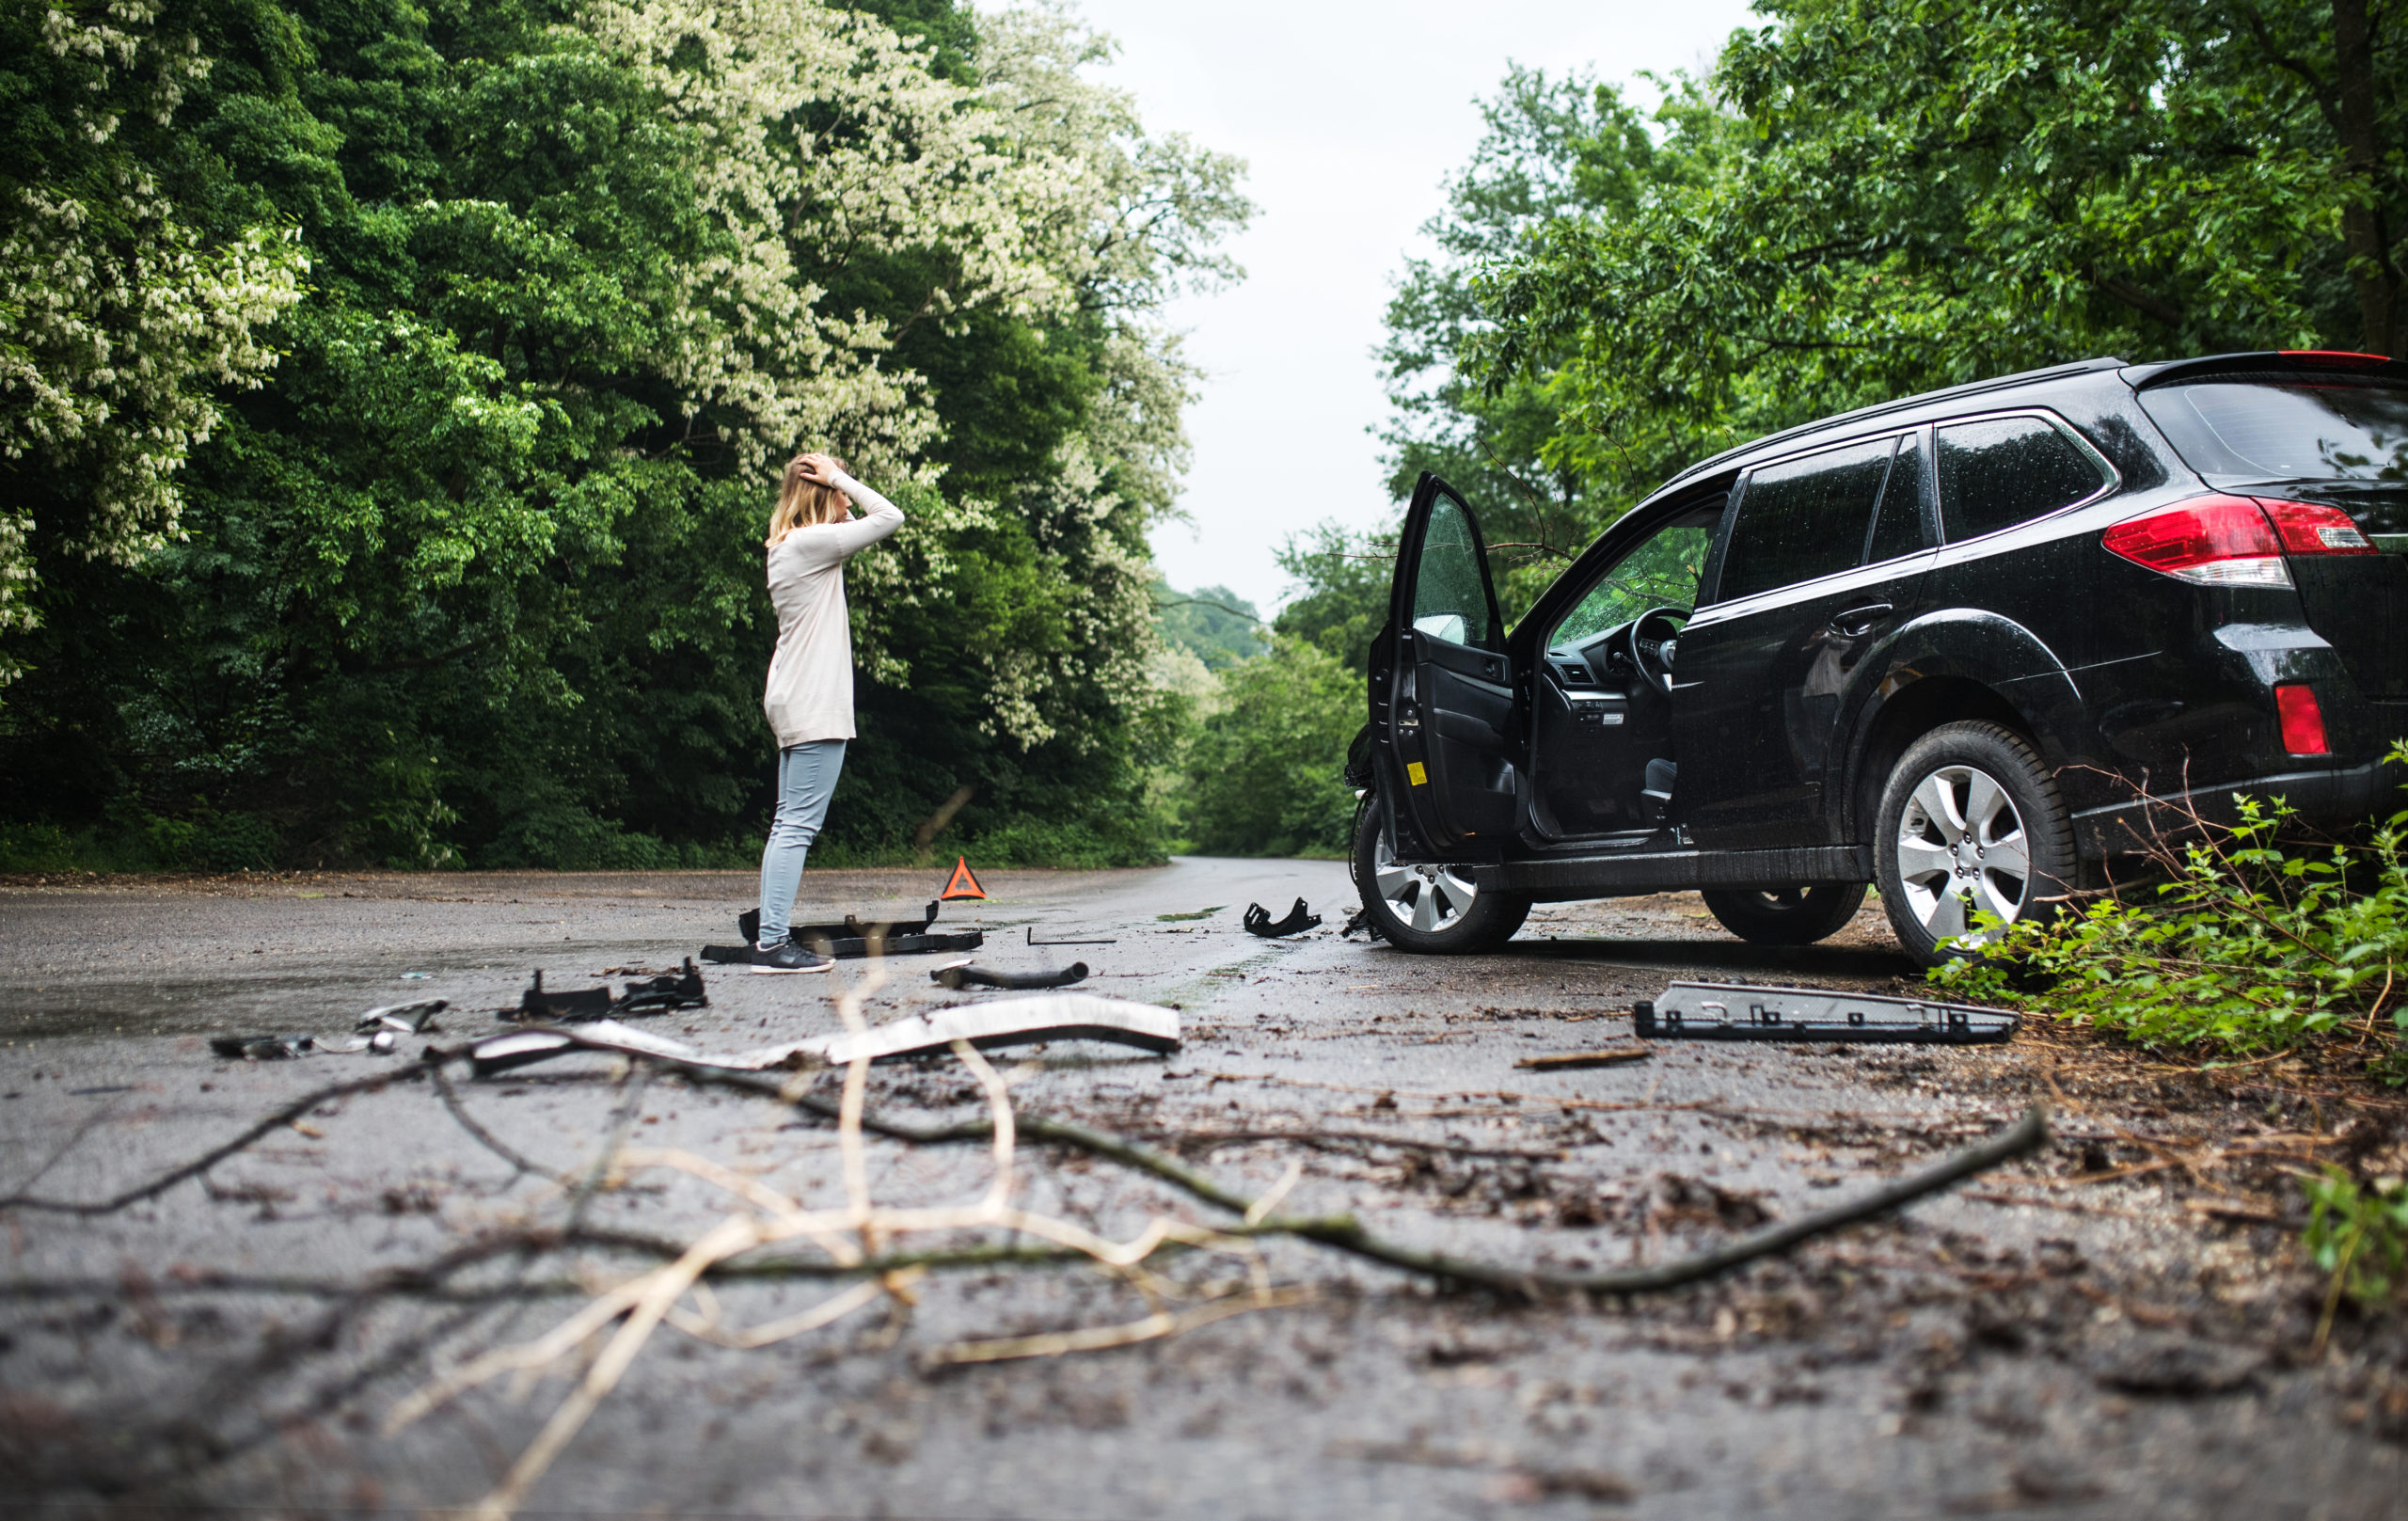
1, 858, 2404, 1518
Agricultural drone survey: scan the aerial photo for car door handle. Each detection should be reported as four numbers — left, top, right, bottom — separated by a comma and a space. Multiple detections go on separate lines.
1828, 602, 1893, 637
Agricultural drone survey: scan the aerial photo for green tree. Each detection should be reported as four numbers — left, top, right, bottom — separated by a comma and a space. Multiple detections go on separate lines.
1183, 636, 1359, 857
1154, 580, 1267, 671
1478, 0, 2407, 509
1270, 521, 1391, 668
1379, 67, 1737, 613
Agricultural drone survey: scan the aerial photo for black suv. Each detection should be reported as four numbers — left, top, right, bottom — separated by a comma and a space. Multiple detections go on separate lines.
1350, 350, 2408, 965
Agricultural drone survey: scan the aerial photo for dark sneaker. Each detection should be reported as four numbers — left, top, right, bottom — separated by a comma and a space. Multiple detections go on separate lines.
750, 942, 834, 974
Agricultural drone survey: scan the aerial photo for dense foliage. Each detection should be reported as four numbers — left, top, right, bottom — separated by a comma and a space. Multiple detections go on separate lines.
0, 0, 1246, 871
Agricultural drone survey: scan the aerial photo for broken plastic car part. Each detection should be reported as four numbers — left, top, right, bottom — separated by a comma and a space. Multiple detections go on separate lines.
741, 900, 942, 943
1635, 980, 2017, 1043
210, 1034, 318, 1060
701, 902, 985, 963
356, 998, 447, 1034
930, 960, 1088, 990
463, 993, 1181, 1078
509, 960, 709, 1023
1244, 898, 1322, 938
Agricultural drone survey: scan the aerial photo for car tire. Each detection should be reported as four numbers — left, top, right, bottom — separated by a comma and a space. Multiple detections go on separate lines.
1351, 794, 1531, 954
1701, 883, 1868, 945
1874, 720, 2075, 967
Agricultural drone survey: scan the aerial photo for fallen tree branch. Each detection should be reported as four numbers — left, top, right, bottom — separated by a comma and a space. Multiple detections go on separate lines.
433, 1063, 570, 1183
666, 1058, 2053, 1297
0, 1069, 428, 1215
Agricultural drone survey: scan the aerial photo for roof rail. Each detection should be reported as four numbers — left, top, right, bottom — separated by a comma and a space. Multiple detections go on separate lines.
1663, 356, 2130, 488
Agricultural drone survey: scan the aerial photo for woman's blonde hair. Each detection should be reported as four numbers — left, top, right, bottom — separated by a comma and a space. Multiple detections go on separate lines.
765, 453, 852, 547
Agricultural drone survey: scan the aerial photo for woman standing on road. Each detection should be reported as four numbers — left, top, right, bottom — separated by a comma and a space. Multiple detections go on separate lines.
752, 452, 904, 974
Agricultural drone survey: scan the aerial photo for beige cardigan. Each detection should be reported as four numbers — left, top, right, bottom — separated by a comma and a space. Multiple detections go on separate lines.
761, 470, 903, 747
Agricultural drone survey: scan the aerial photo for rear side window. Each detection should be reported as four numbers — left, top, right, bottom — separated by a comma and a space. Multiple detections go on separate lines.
2139, 379, 2408, 486
1719, 438, 1895, 602
1937, 417, 2106, 541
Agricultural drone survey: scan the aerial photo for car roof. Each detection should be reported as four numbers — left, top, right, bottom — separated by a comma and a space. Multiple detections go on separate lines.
1652, 357, 2131, 495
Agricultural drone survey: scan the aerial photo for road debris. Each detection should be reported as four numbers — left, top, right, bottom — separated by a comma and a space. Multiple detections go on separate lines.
609, 959, 709, 1015
356, 997, 447, 1034
1636, 980, 2018, 1043
1158, 905, 1225, 922
1339, 903, 1384, 941
743, 900, 941, 941
931, 960, 1089, 990
208, 1034, 318, 1061
1516, 1047, 1652, 1071
464, 991, 1183, 1077
1244, 898, 1323, 937
1029, 924, 1117, 945
508, 961, 709, 1023
703, 903, 983, 963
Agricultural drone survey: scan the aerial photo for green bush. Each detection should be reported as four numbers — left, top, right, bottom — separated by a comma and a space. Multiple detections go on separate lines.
1181, 638, 1360, 858
1932, 744, 2408, 1069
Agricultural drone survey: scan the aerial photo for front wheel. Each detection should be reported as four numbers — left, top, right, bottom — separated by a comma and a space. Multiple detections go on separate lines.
1874, 720, 2074, 967
1352, 796, 1531, 954
1701, 882, 1868, 945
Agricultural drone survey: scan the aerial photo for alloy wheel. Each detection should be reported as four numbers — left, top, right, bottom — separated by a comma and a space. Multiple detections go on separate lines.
1372, 832, 1481, 933
1893, 763, 2031, 945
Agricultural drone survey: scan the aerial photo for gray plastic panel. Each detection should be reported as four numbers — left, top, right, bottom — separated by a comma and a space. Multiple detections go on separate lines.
1635, 980, 2017, 1044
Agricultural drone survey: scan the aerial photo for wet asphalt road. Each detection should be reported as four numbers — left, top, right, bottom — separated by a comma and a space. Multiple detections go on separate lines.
0, 859, 2400, 1518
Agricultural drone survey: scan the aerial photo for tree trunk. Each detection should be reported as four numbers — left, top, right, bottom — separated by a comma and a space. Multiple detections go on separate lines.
2332, 0, 2401, 354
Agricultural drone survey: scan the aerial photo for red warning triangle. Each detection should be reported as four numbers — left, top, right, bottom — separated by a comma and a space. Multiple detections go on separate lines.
940, 855, 988, 901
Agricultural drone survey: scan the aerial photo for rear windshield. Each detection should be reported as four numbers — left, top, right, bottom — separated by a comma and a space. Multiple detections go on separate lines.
2141, 378, 2408, 486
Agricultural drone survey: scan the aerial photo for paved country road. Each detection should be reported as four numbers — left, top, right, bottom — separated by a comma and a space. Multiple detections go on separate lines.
0, 859, 2400, 1518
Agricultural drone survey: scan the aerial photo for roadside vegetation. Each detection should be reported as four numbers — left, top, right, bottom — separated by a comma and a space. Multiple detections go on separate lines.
1936, 752, 2408, 1077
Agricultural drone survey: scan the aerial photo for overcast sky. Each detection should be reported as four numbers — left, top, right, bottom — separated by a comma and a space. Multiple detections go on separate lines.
1059, 0, 1763, 613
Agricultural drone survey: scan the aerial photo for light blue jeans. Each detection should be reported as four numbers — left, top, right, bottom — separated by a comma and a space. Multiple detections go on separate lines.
757, 739, 847, 947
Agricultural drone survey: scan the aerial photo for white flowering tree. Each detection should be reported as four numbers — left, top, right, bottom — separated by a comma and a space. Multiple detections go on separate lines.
0, 2, 305, 683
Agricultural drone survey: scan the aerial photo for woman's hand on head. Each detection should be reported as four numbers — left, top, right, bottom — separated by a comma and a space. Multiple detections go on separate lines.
795, 452, 845, 485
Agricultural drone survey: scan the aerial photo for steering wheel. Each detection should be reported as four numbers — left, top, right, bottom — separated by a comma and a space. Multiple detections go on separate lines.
1624, 606, 1688, 698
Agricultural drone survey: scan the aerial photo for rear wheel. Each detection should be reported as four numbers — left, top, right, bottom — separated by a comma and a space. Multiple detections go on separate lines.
1701, 882, 1868, 945
1351, 796, 1531, 953
1874, 720, 2074, 966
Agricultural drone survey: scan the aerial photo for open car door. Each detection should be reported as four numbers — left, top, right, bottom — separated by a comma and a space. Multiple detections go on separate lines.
1374, 473, 1518, 855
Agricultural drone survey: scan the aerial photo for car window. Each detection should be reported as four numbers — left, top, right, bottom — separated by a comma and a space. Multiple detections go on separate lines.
1411, 491, 1495, 648
1937, 417, 2104, 541
1863, 432, 1927, 563
1718, 438, 1896, 603
2139, 379, 2408, 486
1547, 509, 1718, 648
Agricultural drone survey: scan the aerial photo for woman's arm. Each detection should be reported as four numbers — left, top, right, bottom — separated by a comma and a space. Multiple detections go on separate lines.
824, 467, 904, 552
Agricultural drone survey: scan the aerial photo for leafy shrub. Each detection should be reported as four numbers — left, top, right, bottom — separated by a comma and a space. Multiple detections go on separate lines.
1932, 744, 2408, 1069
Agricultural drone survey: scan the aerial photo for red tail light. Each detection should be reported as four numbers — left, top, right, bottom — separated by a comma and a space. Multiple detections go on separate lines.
2103, 495, 2376, 584
2275, 683, 2329, 754
2258, 498, 2376, 555
2102, 496, 2289, 586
